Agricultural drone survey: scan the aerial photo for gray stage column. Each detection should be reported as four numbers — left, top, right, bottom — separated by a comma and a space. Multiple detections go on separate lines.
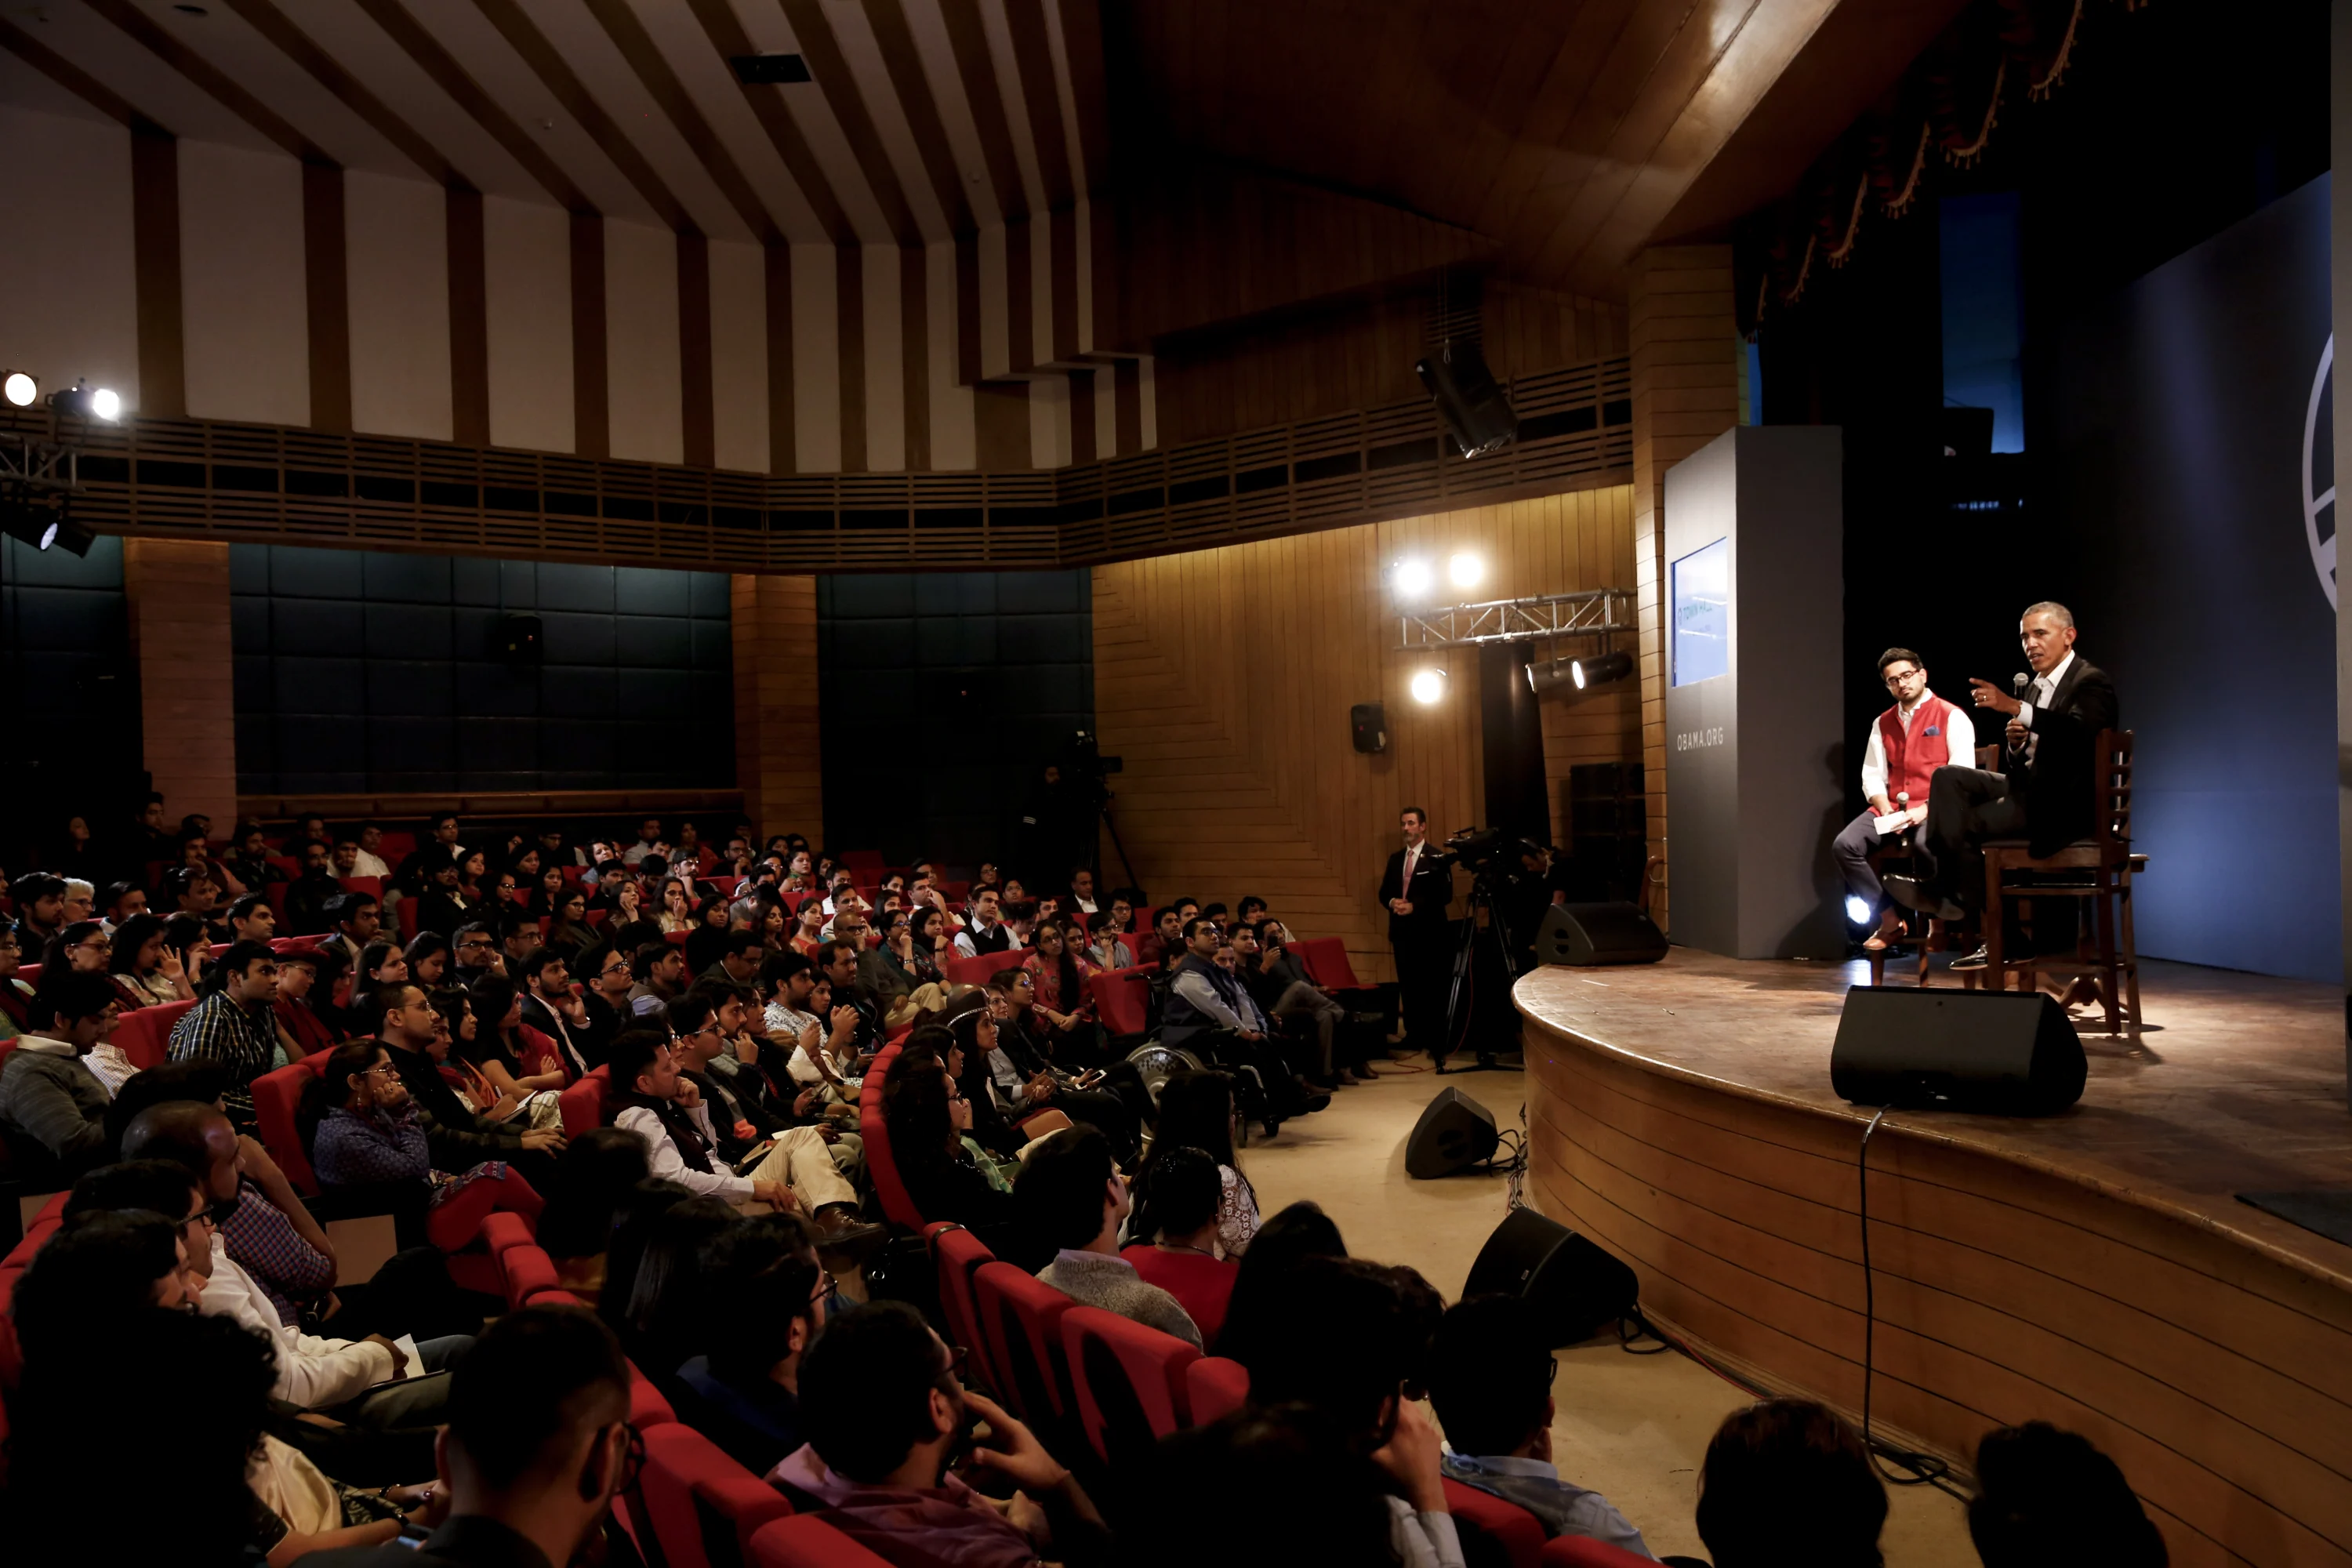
1661, 426, 1846, 960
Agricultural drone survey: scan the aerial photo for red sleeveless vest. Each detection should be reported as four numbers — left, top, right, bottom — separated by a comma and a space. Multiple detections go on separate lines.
1877, 695, 1960, 805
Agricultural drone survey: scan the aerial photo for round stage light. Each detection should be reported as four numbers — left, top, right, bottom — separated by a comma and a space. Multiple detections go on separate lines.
90, 387, 122, 420
1392, 557, 1436, 598
1409, 667, 1447, 705
2, 371, 36, 408
1446, 550, 1484, 590
1845, 895, 1873, 925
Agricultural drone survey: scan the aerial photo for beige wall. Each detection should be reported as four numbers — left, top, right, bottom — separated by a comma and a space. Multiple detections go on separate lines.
1091, 486, 1639, 983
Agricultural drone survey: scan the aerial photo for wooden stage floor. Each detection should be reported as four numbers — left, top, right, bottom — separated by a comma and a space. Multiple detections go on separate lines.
1512, 952, 2352, 1568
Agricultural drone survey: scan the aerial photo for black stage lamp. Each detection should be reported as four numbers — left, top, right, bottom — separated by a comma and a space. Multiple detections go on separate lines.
1415, 340, 1519, 459
1526, 649, 1635, 695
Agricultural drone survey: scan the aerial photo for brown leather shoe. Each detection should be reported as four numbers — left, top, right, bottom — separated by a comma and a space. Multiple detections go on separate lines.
810, 1202, 888, 1261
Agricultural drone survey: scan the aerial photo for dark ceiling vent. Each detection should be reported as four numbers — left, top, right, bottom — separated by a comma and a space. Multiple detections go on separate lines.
730, 53, 811, 85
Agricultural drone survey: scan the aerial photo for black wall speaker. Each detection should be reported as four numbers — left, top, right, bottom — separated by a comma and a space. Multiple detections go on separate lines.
1405, 1087, 1499, 1178
1351, 702, 1388, 754
1414, 341, 1519, 459
1534, 902, 1668, 966
1830, 986, 2087, 1115
1464, 1207, 1639, 1347
496, 612, 544, 662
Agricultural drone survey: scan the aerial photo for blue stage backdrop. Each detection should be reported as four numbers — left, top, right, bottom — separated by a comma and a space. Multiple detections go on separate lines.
2055, 173, 2338, 982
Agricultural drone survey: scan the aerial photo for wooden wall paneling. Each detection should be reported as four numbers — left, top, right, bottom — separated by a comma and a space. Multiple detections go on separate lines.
301, 162, 351, 434
730, 572, 823, 842
837, 248, 866, 473
1092, 487, 1639, 984
122, 538, 238, 832
130, 128, 186, 419
679, 231, 714, 469
1521, 1018, 2352, 1568
447, 186, 490, 447
764, 244, 795, 473
570, 212, 608, 459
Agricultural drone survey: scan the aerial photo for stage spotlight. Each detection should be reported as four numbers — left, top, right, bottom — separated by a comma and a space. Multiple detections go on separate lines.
1845, 895, 1873, 926
49, 379, 120, 421
2, 370, 36, 408
1526, 657, 1576, 696
42, 515, 96, 556
1392, 557, 1436, 599
1569, 649, 1635, 690
1409, 667, 1448, 705
1447, 550, 1484, 590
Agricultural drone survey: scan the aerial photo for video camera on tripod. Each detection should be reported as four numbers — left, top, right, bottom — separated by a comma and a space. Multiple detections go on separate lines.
1445, 825, 1544, 879
1436, 825, 1550, 1074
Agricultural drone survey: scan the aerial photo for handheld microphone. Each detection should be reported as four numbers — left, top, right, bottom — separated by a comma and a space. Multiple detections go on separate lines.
2011, 672, 2030, 699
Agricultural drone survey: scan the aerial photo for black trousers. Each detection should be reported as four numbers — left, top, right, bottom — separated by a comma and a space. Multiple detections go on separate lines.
1392, 928, 1448, 1057
1921, 766, 2028, 912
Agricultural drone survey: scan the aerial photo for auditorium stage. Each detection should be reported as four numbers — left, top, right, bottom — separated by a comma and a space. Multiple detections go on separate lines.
1513, 953, 2352, 1568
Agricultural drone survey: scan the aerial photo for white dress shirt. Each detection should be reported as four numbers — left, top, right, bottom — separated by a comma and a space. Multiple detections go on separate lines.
953, 923, 1022, 958
200, 1239, 394, 1408
614, 1101, 753, 1203
1858, 695, 1976, 805
349, 849, 392, 879
2016, 650, 2075, 763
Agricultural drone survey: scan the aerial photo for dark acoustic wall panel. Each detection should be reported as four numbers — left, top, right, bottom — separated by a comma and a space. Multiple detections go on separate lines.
2, 535, 136, 819
816, 571, 1092, 867
230, 546, 733, 796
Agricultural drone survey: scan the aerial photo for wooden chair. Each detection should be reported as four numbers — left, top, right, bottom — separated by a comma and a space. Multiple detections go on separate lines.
1981, 728, 2143, 1035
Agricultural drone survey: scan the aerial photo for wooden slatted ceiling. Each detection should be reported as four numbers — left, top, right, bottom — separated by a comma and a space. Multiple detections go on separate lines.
1091, 487, 1639, 986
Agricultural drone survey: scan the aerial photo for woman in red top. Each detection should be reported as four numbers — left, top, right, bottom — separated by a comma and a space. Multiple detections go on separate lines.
1120, 1145, 1240, 1344
1021, 920, 1101, 1058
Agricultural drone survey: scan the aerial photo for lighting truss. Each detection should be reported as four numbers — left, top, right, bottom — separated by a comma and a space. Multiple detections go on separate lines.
1396, 587, 1638, 651
0, 434, 82, 495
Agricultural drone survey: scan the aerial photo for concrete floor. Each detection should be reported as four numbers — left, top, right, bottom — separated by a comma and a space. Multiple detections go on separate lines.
1240, 1058, 1976, 1567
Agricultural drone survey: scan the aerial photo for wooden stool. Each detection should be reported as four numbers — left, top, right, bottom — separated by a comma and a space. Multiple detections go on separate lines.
1981, 729, 2142, 1036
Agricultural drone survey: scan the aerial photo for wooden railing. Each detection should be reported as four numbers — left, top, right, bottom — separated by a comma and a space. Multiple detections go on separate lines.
6, 357, 1630, 574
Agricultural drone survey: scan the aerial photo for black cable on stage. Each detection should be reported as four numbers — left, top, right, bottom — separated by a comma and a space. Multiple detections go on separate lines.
1857, 1109, 1959, 1494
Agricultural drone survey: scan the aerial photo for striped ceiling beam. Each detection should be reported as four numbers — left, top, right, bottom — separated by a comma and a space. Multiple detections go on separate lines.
85, 0, 333, 165
0, 14, 172, 135
583, 0, 784, 246
219, 0, 464, 188
677, 0, 855, 245
861, 0, 975, 237
935, 0, 1027, 223
780, 0, 922, 248
1054, 0, 1109, 194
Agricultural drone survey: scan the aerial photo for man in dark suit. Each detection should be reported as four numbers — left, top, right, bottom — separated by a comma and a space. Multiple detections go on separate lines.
1886, 601, 2118, 964
1378, 807, 1455, 1060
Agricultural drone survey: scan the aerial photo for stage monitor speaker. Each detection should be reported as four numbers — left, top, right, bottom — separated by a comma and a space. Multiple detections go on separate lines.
1536, 902, 1668, 966
1405, 1087, 1499, 1178
1351, 702, 1388, 754
1464, 1207, 1639, 1347
1414, 341, 1519, 459
1831, 986, 2086, 1115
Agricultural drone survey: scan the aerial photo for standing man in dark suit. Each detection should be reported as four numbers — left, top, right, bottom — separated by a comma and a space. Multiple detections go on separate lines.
1379, 807, 1455, 1061
1886, 601, 2118, 968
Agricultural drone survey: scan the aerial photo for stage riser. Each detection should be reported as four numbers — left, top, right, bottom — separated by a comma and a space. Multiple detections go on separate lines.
1521, 1023, 2352, 1568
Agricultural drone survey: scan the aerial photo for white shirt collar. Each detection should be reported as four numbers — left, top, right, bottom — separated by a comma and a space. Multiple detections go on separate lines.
2037, 651, 2076, 694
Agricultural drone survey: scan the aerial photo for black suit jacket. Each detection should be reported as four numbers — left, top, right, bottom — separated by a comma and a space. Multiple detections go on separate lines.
1378, 844, 1454, 943
2009, 656, 2119, 857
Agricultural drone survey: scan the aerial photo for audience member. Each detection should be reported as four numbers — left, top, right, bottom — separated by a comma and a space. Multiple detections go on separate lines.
294, 1305, 637, 1568
166, 938, 284, 1127
1968, 1421, 2168, 1568
1162, 918, 1323, 1122
1146, 1405, 1405, 1568
1694, 1399, 1889, 1568
1130, 1069, 1258, 1256
125, 1097, 339, 1327
608, 1191, 741, 1375
884, 1035, 1026, 1241
274, 946, 339, 1058
1214, 1199, 1348, 1363
11, 869, 67, 961
534, 1126, 653, 1306
372, 981, 565, 1183
0, 970, 120, 1179
775, 1298, 1115, 1568
1119, 1144, 1240, 1343
1020, 1123, 1203, 1348
282, 840, 345, 937
673, 1216, 826, 1473
1426, 1294, 1652, 1555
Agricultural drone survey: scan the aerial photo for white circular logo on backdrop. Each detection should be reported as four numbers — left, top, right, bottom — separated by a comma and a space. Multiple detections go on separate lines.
2303, 334, 2335, 610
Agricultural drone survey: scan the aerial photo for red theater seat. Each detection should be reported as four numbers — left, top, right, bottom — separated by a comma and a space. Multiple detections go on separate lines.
559, 1065, 612, 1138
630, 1361, 678, 1428
396, 897, 419, 940
747, 1515, 895, 1568
972, 1261, 1073, 1432
502, 1244, 560, 1310
638, 1423, 793, 1568
942, 953, 1003, 988
927, 1223, 996, 1393
1443, 1479, 1547, 1568
113, 999, 197, 1070
1061, 1306, 1199, 1465
335, 876, 383, 899
1185, 1356, 1250, 1425
857, 1046, 920, 1229
1089, 967, 1152, 1037
252, 1060, 321, 1195
1292, 936, 1374, 993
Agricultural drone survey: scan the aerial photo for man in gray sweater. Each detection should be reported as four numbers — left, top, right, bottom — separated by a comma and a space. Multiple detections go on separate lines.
0, 970, 119, 1180
1019, 1124, 1202, 1350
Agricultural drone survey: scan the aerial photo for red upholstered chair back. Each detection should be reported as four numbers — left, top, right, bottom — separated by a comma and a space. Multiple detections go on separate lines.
927, 1222, 997, 1392
630, 1361, 678, 1428
336, 876, 383, 900
1060, 1305, 1199, 1465
252, 1060, 321, 1196
263, 882, 292, 924
972, 1261, 1073, 1429
502, 1244, 560, 1310
396, 898, 419, 940
1089, 967, 1151, 1036
479, 1210, 536, 1258
1185, 1356, 1250, 1425
1292, 936, 1370, 991
747, 1515, 896, 1567
112, 998, 197, 1070
857, 1045, 921, 1229
559, 1064, 612, 1138
1540, 1535, 1658, 1567
1443, 1479, 1547, 1568
943, 953, 1003, 988
638, 1423, 794, 1568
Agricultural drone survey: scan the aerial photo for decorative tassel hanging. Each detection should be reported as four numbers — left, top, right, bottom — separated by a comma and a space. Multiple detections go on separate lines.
1944, 60, 2005, 166
1884, 124, 1933, 216
2029, 0, 2085, 98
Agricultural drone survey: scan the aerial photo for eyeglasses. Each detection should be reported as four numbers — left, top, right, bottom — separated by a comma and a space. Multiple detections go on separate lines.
363, 1063, 398, 1080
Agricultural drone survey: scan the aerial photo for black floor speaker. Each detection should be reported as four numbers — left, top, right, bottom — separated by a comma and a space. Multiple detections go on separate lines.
1830, 986, 2087, 1115
1404, 1087, 1499, 1178
1464, 1207, 1639, 1346
1535, 902, 1668, 965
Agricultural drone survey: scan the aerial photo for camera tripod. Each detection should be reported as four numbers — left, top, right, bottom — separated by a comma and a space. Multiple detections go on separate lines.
1436, 873, 1528, 1074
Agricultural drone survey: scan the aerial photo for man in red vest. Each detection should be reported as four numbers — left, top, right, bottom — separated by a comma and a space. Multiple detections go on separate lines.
1832, 648, 1973, 950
